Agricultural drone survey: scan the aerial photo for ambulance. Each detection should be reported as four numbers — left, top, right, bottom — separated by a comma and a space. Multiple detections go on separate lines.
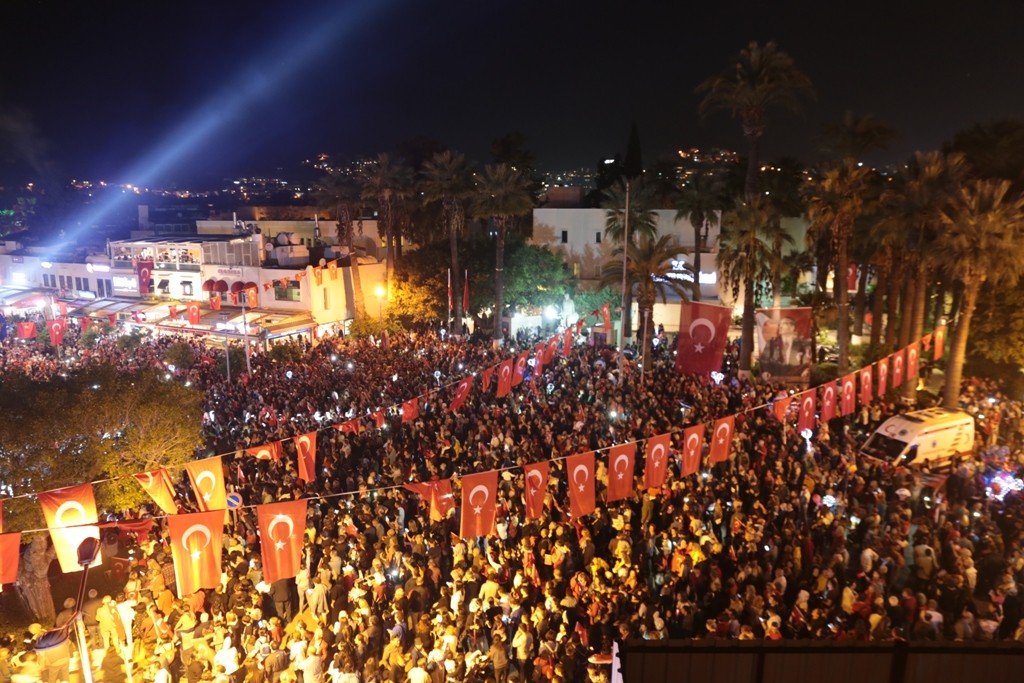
859, 408, 975, 469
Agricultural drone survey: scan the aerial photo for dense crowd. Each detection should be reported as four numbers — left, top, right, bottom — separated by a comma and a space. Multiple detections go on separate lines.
2, 318, 1024, 683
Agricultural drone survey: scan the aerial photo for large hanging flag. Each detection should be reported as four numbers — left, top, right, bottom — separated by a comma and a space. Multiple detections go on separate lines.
481, 365, 496, 393
134, 468, 179, 515
907, 342, 920, 383
566, 451, 596, 518
210, 295, 222, 312
773, 395, 793, 422
449, 376, 474, 413
892, 348, 906, 387
184, 457, 227, 511
860, 366, 874, 407
295, 431, 317, 484
755, 307, 815, 381
644, 433, 672, 489
840, 373, 857, 415
680, 425, 704, 478
169, 510, 224, 599
403, 479, 455, 521
545, 336, 559, 365
820, 381, 838, 422
328, 261, 338, 281
606, 442, 637, 502
187, 302, 202, 326
708, 416, 735, 465
0, 532, 21, 584
675, 301, 733, 375
15, 322, 36, 339
256, 499, 307, 584
460, 470, 498, 539
245, 285, 259, 308
523, 461, 548, 520
601, 303, 612, 333
797, 390, 816, 433
877, 356, 890, 396
533, 342, 546, 371
933, 326, 945, 361
46, 319, 64, 346
496, 359, 514, 398
512, 351, 529, 387
137, 260, 154, 294
246, 441, 283, 461
39, 483, 102, 573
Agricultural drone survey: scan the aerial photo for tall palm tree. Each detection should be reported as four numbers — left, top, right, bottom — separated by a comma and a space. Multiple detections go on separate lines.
359, 153, 413, 299
675, 173, 730, 301
602, 179, 659, 339
936, 180, 1024, 409
600, 234, 697, 371
697, 41, 814, 199
805, 160, 875, 373
472, 163, 534, 344
318, 170, 367, 319
421, 150, 474, 333
718, 196, 784, 375
821, 111, 896, 161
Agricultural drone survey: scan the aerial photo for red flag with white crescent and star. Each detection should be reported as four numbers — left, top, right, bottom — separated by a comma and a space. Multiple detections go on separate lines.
907, 342, 920, 383
169, 510, 224, 599
545, 336, 559, 364
38, 483, 102, 573
184, 457, 227, 511
460, 470, 498, 539
496, 359, 514, 398
47, 319, 64, 346
481, 365, 496, 393
245, 285, 259, 308
860, 366, 874, 407
563, 327, 574, 357
0, 532, 21, 584
797, 390, 816, 433
934, 326, 945, 360
246, 441, 283, 461
840, 373, 857, 415
295, 431, 317, 484
566, 451, 596, 518
256, 499, 307, 584
137, 260, 154, 294
523, 461, 549, 520
210, 294, 222, 311
133, 468, 178, 515
606, 442, 637, 503
708, 416, 735, 465
328, 260, 338, 281
601, 303, 612, 333
337, 419, 361, 434
449, 376, 474, 413
512, 351, 529, 387
675, 301, 733, 375
892, 348, 906, 387
820, 381, 838, 422
15, 322, 36, 339
877, 355, 890, 396
680, 425, 705, 478
187, 302, 202, 325
533, 342, 546, 370
644, 433, 672, 489
773, 395, 793, 422
402, 397, 420, 422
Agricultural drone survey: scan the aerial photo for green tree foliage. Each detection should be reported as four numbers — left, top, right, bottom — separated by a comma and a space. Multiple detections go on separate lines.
165, 341, 196, 370
969, 283, 1024, 366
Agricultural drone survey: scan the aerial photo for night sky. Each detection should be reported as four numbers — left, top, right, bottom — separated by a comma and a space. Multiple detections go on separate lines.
2, 0, 1023, 186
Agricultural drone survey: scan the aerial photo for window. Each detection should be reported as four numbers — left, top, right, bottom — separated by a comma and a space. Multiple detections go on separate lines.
157, 279, 170, 293
596, 232, 602, 244
181, 281, 194, 297
561, 230, 568, 244
58, 275, 67, 289
274, 280, 302, 302
104, 279, 112, 297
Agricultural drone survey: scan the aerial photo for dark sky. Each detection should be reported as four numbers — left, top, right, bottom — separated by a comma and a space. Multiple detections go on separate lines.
2, 0, 1023, 186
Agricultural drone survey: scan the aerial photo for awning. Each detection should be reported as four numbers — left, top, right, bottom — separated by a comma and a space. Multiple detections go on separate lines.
230, 281, 244, 293
0, 288, 48, 310
157, 279, 170, 291
202, 278, 215, 292
213, 280, 229, 293
244, 281, 258, 290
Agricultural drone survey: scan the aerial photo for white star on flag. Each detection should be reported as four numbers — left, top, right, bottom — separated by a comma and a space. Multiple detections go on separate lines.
473, 506, 482, 515
694, 342, 705, 353
275, 540, 286, 550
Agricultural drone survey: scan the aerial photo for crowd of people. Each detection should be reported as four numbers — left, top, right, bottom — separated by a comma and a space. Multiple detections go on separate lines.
1, 317, 1024, 683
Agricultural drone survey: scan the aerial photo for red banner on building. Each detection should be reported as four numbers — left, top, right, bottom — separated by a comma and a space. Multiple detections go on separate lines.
187, 302, 202, 325
137, 260, 154, 294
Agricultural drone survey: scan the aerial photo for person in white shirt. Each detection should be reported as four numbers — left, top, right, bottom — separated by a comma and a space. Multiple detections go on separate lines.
213, 636, 240, 678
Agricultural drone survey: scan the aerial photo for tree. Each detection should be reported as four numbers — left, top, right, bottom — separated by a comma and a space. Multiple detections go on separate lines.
718, 196, 783, 375
601, 234, 696, 371
318, 169, 368, 319
359, 153, 413, 299
697, 41, 814, 199
421, 150, 474, 334
675, 172, 730, 301
936, 180, 1024, 408
820, 110, 896, 161
471, 164, 534, 344
602, 179, 659, 339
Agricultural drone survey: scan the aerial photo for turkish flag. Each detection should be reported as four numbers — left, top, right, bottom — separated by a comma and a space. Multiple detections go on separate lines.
523, 462, 548, 520
566, 451, 596, 518
38, 483, 102, 573
933, 326, 945, 360
187, 302, 202, 325
545, 337, 559, 365
563, 327, 574, 357
460, 470, 498, 539
169, 510, 224, 599
680, 425, 705, 478
449, 377, 474, 413
797, 390, 816, 433
773, 395, 793, 422
184, 457, 227, 511
675, 301, 732, 375
295, 431, 317, 484
496, 359, 513, 398
606, 442, 637, 502
133, 468, 178, 515
512, 351, 529, 387
137, 260, 154, 294
0, 532, 20, 584
246, 441, 283, 461
336, 419, 361, 434
404, 479, 455, 521
169, 305, 178, 320
229, 291, 239, 305
533, 342, 546, 370
256, 499, 307, 584
47, 319, 64, 346
481, 365, 496, 393
328, 260, 338, 281
877, 356, 890, 396
15, 322, 36, 339
892, 348, 906, 387
402, 397, 420, 422
820, 381, 838, 422
860, 366, 874, 407
907, 342, 920, 383
58, 301, 68, 319
644, 433, 672, 489
372, 410, 386, 429
840, 373, 857, 415
245, 286, 259, 307
313, 266, 323, 286
210, 295, 222, 311
708, 416, 735, 465
601, 303, 612, 332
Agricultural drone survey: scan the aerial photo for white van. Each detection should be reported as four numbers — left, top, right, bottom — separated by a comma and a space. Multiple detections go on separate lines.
860, 408, 975, 469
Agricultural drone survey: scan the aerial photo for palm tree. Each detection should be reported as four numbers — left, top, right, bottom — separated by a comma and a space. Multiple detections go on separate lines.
936, 180, 1024, 408
317, 170, 368, 320
601, 179, 659, 340
717, 196, 784, 375
697, 41, 814, 199
601, 234, 697, 371
675, 173, 730, 301
821, 111, 896, 160
472, 163, 534, 344
421, 150, 474, 333
805, 160, 875, 373
359, 153, 413, 299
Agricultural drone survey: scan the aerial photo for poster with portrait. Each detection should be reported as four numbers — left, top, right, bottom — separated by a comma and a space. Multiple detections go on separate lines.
755, 307, 814, 382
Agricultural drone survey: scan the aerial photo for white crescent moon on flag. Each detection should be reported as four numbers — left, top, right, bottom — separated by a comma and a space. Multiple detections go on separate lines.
140, 472, 155, 489
526, 470, 544, 490
572, 464, 590, 486
650, 443, 666, 464
688, 318, 716, 342
196, 470, 216, 495
895, 357, 903, 372
469, 485, 490, 507
715, 422, 731, 443
613, 453, 630, 475
843, 381, 853, 399
803, 396, 813, 414
140, 267, 150, 282
297, 436, 311, 455
685, 434, 701, 456
824, 387, 834, 405
54, 500, 88, 527
501, 366, 510, 381
181, 524, 212, 553
49, 321, 61, 334
267, 514, 294, 542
